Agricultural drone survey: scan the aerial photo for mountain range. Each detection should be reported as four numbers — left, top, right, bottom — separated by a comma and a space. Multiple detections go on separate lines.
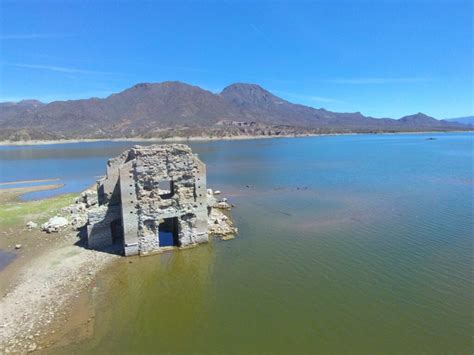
0, 81, 468, 141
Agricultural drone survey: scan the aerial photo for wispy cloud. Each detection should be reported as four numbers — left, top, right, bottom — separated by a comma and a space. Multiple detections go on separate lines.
323, 77, 431, 84
273, 90, 345, 104
0, 33, 70, 40
1, 62, 115, 75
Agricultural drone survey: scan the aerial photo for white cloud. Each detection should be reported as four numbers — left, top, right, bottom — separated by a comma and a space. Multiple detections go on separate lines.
1, 62, 115, 75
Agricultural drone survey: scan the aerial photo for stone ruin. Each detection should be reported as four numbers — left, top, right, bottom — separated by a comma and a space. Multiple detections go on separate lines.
85, 144, 235, 256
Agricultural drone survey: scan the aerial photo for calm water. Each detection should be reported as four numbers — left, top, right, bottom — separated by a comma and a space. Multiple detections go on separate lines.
1, 134, 473, 353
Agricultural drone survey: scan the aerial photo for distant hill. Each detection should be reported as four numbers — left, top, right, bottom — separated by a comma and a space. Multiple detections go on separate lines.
444, 116, 474, 126
0, 81, 467, 141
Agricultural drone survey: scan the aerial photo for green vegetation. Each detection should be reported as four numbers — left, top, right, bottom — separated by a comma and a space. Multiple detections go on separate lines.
0, 193, 76, 228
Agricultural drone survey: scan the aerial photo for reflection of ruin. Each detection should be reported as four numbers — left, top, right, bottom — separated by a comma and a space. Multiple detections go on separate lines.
86, 144, 208, 256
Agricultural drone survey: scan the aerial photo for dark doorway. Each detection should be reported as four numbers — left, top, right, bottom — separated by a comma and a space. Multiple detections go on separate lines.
158, 217, 179, 247
110, 219, 123, 244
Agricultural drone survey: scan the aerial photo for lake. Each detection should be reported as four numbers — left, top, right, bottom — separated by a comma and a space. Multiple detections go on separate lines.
1, 133, 473, 353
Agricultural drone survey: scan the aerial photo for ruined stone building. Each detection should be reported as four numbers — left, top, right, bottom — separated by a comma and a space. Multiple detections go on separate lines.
86, 144, 208, 256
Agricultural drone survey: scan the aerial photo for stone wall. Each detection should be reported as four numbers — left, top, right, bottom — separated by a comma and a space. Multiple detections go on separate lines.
86, 144, 210, 255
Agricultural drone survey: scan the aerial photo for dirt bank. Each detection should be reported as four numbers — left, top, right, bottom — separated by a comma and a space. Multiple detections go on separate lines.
0, 186, 119, 353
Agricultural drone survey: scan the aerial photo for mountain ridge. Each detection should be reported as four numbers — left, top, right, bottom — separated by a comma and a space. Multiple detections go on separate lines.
444, 116, 474, 126
0, 81, 467, 142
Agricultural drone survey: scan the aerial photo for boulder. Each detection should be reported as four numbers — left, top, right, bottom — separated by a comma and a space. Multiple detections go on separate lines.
75, 190, 98, 208
41, 216, 69, 233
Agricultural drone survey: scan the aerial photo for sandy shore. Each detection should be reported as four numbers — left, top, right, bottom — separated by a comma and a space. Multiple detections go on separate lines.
0, 133, 317, 146
0, 179, 60, 187
0, 186, 119, 353
0, 130, 468, 147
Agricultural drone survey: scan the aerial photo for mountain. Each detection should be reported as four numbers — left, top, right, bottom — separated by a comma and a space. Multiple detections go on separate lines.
0, 81, 467, 141
444, 116, 474, 126
399, 112, 449, 127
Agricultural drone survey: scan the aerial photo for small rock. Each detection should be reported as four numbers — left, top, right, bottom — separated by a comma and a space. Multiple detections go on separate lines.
26, 221, 38, 230
15, 244, 22, 249
214, 190, 221, 195
27, 343, 37, 352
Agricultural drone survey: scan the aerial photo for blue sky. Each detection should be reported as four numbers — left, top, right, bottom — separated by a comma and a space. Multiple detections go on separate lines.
0, 0, 472, 119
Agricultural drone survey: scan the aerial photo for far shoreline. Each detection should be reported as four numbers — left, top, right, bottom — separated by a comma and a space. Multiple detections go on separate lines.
0, 130, 471, 147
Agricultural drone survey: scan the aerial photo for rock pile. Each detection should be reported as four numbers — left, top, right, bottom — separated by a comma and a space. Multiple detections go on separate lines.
207, 189, 238, 239
61, 190, 98, 230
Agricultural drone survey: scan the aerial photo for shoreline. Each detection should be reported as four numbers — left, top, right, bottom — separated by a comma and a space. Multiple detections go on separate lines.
0, 178, 60, 187
0, 181, 238, 352
0, 186, 120, 352
0, 130, 471, 147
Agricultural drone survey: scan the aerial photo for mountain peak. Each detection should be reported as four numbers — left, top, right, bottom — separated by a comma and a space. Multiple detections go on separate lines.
220, 82, 284, 107
399, 112, 436, 121
18, 99, 44, 106
130, 81, 191, 90
398, 112, 444, 126
221, 83, 270, 95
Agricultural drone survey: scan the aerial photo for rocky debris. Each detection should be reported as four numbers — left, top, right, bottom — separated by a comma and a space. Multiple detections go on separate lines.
69, 213, 88, 231
208, 208, 238, 239
41, 216, 69, 233
216, 200, 232, 209
207, 190, 237, 239
208, 194, 232, 210
26, 221, 38, 231
60, 190, 98, 231
76, 189, 98, 208
15, 244, 22, 250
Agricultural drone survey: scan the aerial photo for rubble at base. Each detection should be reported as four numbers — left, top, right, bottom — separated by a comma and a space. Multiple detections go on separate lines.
206, 189, 238, 239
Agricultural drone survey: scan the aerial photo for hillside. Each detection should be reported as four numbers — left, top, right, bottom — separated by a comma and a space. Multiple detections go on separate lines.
0, 81, 466, 141
444, 116, 474, 126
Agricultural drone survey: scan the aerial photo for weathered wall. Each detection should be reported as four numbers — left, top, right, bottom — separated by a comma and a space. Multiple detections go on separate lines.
120, 160, 140, 256
86, 205, 121, 249
87, 144, 209, 255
